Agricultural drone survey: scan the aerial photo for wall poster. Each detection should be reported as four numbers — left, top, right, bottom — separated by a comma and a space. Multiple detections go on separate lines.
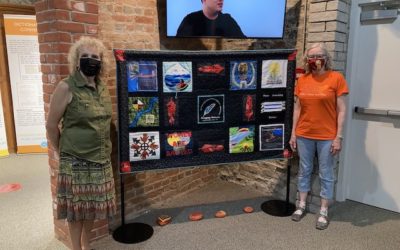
0, 94, 9, 157
115, 50, 295, 173
3, 14, 47, 154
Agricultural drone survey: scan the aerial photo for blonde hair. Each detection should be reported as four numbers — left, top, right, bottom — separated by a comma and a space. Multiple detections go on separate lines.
67, 36, 108, 79
303, 43, 332, 74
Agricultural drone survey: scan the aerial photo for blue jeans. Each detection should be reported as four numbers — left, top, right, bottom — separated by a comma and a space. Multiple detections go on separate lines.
297, 136, 335, 200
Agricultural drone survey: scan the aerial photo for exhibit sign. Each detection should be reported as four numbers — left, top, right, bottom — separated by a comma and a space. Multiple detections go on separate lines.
0, 94, 9, 157
3, 14, 47, 154
115, 49, 295, 173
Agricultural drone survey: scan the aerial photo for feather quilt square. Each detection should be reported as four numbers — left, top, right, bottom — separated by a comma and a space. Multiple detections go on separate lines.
197, 95, 225, 124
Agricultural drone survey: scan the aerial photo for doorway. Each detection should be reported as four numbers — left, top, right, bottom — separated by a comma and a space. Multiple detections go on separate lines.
338, 0, 400, 213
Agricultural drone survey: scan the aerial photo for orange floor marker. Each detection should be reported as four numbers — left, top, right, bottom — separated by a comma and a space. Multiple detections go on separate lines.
0, 183, 22, 193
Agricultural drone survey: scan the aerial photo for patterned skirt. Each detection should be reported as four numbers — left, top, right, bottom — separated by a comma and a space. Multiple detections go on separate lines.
56, 153, 117, 222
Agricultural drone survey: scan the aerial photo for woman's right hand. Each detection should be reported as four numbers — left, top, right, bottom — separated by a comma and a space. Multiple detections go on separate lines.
289, 134, 297, 152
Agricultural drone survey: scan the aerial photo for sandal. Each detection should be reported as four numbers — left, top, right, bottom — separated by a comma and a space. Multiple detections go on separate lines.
291, 206, 306, 222
316, 210, 329, 230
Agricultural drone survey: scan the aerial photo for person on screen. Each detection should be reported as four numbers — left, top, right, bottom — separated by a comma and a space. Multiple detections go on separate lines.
176, 0, 246, 38
46, 36, 116, 250
289, 43, 349, 230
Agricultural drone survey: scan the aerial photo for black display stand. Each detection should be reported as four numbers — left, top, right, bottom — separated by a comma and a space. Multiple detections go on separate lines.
261, 157, 296, 217
112, 174, 153, 244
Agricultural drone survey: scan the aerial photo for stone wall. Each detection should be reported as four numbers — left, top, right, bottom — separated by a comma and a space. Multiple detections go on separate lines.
307, 0, 351, 74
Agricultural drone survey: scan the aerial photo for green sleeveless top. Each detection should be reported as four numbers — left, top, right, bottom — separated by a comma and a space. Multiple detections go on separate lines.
59, 71, 112, 163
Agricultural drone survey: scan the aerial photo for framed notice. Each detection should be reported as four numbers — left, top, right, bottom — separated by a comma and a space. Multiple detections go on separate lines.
114, 49, 295, 173
3, 14, 47, 154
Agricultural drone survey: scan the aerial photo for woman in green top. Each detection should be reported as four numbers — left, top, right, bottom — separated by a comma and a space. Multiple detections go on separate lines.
46, 36, 116, 250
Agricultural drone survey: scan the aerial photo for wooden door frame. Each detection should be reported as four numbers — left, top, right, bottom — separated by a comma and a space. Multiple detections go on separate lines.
0, 4, 35, 153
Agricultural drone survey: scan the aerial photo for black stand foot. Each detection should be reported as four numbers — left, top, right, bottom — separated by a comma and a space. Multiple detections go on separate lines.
114, 173, 153, 244
112, 223, 154, 244
261, 155, 296, 217
261, 200, 296, 217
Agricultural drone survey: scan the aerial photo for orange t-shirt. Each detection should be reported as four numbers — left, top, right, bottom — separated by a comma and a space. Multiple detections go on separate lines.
294, 70, 349, 140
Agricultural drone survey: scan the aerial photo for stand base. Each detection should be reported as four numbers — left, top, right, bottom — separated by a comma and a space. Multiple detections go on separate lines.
261, 200, 296, 217
112, 223, 153, 244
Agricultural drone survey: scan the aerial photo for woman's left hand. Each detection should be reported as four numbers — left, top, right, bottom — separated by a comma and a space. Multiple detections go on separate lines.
330, 138, 342, 155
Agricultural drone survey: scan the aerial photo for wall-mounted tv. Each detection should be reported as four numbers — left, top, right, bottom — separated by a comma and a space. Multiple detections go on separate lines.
166, 0, 287, 39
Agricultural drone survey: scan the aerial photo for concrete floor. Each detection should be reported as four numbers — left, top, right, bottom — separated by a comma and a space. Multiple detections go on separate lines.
1, 154, 400, 250
0, 154, 66, 250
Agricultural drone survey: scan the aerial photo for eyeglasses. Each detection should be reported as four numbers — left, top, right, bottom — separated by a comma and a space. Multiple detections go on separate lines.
307, 54, 326, 59
81, 53, 100, 60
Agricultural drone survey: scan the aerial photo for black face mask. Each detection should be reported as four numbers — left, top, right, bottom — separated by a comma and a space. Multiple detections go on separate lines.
79, 57, 101, 77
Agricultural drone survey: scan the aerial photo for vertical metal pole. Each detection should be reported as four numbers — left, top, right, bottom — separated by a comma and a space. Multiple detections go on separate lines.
286, 158, 291, 205
120, 174, 125, 225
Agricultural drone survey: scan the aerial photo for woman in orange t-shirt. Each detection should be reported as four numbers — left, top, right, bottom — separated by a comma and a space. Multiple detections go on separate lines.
289, 43, 349, 230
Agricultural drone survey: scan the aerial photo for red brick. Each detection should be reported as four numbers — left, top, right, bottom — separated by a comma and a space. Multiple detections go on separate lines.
50, 0, 71, 10
43, 93, 51, 103
37, 9, 70, 23
72, 12, 98, 24
56, 43, 72, 53
55, 21, 85, 33
49, 54, 64, 64
72, 1, 86, 12
34, 1, 48, 13
39, 32, 72, 43
112, 15, 126, 22
42, 74, 49, 83
144, 9, 155, 16
41, 64, 53, 74
37, 22, 52, 33
51, 64, 70, 75
36, 11, 49, 23
60, 65, 70, 75
40, 54, 46, 63
86, 2, 99, 14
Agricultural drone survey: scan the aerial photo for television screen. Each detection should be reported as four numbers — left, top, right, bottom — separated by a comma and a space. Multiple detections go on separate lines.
166, 0, 287, 39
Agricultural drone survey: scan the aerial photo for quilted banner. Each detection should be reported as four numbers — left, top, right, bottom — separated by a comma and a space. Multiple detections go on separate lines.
115, 49, 296, 173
